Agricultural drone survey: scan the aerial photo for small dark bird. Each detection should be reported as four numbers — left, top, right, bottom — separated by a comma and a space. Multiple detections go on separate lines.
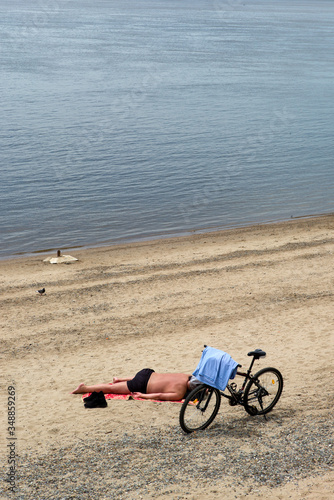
37, 288, 46, 295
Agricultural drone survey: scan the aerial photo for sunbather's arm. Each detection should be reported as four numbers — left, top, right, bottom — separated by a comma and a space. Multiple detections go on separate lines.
132, 391, 183, 401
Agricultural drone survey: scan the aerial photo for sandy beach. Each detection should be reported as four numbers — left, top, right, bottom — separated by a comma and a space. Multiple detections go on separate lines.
1, 215, 333, 499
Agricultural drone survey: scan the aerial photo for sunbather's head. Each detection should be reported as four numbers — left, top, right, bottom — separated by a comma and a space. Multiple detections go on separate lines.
188, 375, 202, 391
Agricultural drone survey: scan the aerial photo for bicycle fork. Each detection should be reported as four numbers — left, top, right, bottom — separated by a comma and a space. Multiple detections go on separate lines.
196, 388, 214, 412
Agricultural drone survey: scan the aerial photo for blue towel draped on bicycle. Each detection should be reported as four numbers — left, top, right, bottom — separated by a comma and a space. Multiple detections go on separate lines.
179, 346, 283, 434
192, 346, 239, 391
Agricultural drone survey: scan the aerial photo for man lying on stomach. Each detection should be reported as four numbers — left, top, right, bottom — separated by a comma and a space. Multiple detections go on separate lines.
71, 368, 201, 401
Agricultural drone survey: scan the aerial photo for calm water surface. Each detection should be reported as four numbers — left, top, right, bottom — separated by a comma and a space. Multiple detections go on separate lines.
0, 0, 334, 258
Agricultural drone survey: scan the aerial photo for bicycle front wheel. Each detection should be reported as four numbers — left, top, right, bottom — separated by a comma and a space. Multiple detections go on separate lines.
244, 367, 283, 416
179, 384, 221, 433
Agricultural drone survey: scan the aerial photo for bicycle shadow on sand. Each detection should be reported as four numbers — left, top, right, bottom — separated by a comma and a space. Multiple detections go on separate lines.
188, 407, 297, 440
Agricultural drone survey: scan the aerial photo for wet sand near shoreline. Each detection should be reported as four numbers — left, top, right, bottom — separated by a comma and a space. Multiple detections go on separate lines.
0, 215, 333, 499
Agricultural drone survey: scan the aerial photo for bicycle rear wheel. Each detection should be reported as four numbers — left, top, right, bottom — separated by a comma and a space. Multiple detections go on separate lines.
244, 367, 283, 416
179, 384, 221, 433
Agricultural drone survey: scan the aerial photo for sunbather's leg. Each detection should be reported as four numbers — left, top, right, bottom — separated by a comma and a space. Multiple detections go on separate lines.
113, 376, 132, 383
71, 381, 131, 394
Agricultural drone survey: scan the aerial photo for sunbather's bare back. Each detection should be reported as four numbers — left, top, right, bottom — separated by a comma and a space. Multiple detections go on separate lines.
147, 372, 190, 395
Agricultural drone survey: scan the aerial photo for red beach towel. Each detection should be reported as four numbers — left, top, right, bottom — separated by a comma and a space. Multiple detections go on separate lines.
82, 393, 186, 403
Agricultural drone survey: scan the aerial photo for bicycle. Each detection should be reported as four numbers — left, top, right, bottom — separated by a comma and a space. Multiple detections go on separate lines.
179, 348, 283, 434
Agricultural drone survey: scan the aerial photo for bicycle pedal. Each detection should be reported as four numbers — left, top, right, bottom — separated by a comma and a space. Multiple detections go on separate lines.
247, 405, 258, 416
229, 397, 240, 406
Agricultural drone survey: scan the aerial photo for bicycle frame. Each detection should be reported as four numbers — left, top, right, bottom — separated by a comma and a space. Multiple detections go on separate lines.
220, 352, 264, 407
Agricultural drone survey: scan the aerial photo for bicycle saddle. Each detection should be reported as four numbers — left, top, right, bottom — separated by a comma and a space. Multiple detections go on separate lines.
248, 349, 266, 359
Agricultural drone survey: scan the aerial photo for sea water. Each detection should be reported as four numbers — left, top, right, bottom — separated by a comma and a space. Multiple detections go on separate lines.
1, 0, 333, 258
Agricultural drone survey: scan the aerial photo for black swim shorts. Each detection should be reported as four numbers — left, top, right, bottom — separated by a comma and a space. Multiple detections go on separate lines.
127, 368, 155, 394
